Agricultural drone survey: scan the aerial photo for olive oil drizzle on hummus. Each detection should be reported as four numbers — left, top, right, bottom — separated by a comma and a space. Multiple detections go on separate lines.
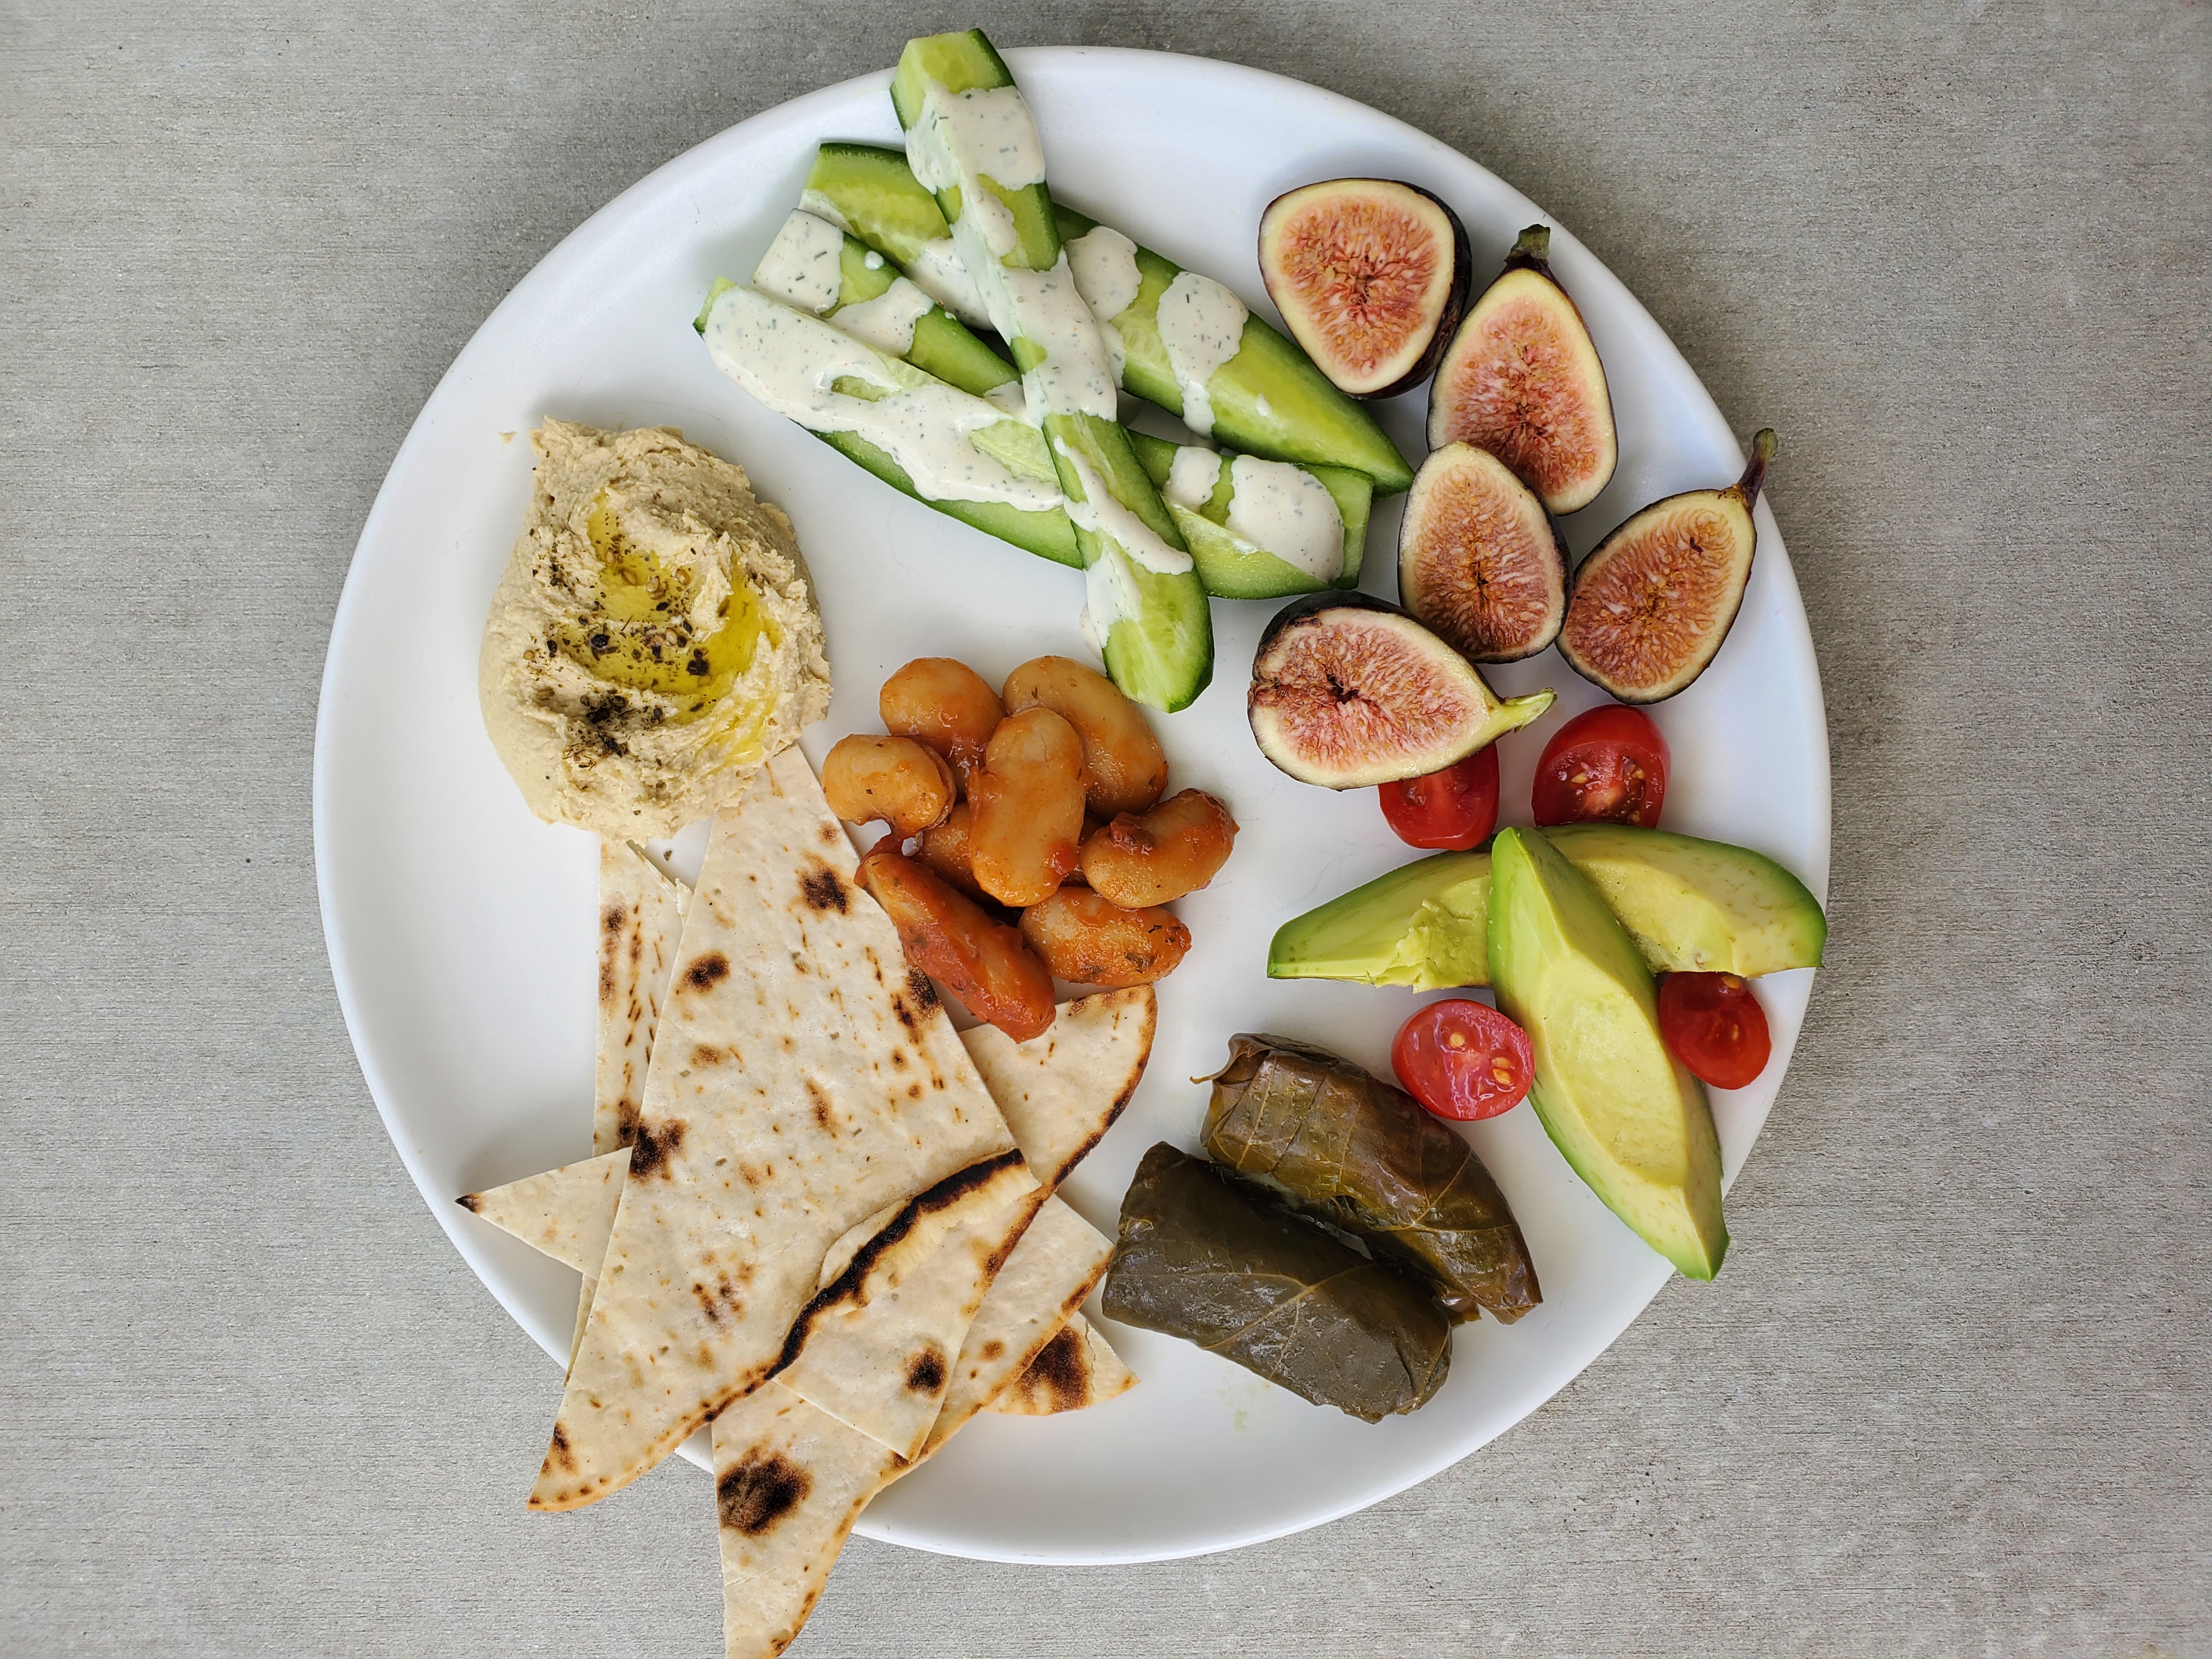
551, 496, 780, 730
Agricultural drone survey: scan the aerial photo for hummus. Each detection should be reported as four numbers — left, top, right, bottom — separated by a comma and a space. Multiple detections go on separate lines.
479, 421, 831, 838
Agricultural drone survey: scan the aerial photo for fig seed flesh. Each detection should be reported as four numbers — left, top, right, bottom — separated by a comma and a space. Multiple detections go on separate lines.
1248, 592, 1553, 788
1429, 225, 1618, 515
1399, 442, 1568, 663
1258, 179, 1471, 399
1558, 430, 1776, 702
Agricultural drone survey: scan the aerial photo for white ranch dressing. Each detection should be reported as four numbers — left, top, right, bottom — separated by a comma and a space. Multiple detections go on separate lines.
1054, 439, 1193, 575
906, 83, 1045, 259
1163, 445, 1224, 511
702, 285, 1059, 513
796, 188, 853, 232
1081, 548, 1146, 654
1066, 225, 1142, 383
901, 238, 990, 328
1154, 271, 1248, 437
751, 211, 846, 315
830, 276, 935, 356
1226, 455, 1343, 581
983, 380, 1030, 420
1000, 258, 1118, 420
1067, 225, 1141, 321
906, 80, 1117, 422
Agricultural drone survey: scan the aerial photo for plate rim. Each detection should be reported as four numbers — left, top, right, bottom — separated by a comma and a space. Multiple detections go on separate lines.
314, 43, 1830, 1565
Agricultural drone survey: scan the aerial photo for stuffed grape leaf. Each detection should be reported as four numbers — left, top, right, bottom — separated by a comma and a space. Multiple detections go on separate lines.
1201, 1034, 1539, 1322
1100, 1143, 1450, 1421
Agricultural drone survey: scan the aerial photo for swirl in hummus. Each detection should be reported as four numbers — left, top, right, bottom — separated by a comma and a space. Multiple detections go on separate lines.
478, 421, 831, 838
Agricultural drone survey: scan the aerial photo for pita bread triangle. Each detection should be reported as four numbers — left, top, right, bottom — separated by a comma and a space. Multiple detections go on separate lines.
711, 1194, 1114, 1659
988, 1312, 1137, 1415
531, 747, 1015, 1511
595, 840, 688, 1157
957, 986, 1154, 1189
462, 992, 1147, 1434
459, 1148, 629, 1276
584, 841, 689, 1359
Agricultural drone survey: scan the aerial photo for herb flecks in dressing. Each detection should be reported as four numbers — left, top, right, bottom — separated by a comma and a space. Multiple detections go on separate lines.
1226, 456, 1343, 581
702, 285, 1058, 512
1155, 272, 1248, 438
901, 238, 989, 327
832, 277, 936, 356
1067, 225, 1142, 383
1163, 446, 1226, 511
751, 211, 847, 314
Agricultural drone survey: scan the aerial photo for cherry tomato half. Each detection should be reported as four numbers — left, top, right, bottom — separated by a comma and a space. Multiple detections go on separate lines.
1379, 744, 1500, 850
1657, 972, 1772, 1090
1391, 998, 1536, 1121
1531, 704, 1669, 828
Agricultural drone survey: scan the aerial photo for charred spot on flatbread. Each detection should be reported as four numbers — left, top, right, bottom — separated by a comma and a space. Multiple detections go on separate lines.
805, 1079, 836, 1133
799, 863, 848, 914
629, 1116, 687, 1180
455, 1193, 483, 1213
770, 1151, 1028, 1376
718, 1447, 812, 1537
691, 1042, 727, 1068
546, 1424, 578, 1474
904, 1345, 947, 1395
684, 951, 730, 991
904, 969, 938, 1011
1024, 1323, 1090, 1410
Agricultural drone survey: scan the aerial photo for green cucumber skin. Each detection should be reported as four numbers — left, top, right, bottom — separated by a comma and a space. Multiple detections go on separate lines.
799, 146, 1414, 494
904, 309, 1018, 399
808, 143, 951, 270
827, 230, 1014, 398
1055, 205, 1414, 494
1127, 432, 1372, 596
893, 32, 1210, 714
892, 32, 1059, 271
816, 428, 1080, 568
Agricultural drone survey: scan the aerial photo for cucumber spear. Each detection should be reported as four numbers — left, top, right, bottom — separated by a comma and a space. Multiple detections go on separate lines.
805, 141, 1415, 494
891, 29, 1212, 713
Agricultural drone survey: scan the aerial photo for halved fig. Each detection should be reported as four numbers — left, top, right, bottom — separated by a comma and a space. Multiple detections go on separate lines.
1558, 430, 1776, 703
1248, 592, 1554, 788
1429, 225, 1617, 515
1399, 443, 1568, 663
1258, 179, 1471, 399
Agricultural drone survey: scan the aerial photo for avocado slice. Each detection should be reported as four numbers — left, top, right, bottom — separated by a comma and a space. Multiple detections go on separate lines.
1540, 823, 1825, 975
1488, 829, 1728, 1279
1266, 825, 1824, 989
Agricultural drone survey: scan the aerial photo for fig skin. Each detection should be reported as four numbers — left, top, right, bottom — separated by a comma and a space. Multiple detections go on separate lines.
1428, 225, 1618, 515
1248, 591, 1553, 788
1398, 442, 1569, 664
1258, 179, 1472, 401
1558, 430, 1777, 703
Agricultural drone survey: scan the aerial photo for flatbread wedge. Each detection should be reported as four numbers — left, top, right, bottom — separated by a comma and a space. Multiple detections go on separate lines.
957, 987, 1154, 1189
586, 841, 688, 1357
596, 839, 687, 1156
533, 748, 1015, 1511
711, 1196, 1114, 1659
459, 1148, 629, 1276
772, 1150, 1042, 1459
987, 1313, 1137, 1415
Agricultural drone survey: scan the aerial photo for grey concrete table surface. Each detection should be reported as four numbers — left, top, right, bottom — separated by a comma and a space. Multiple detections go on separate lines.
2, 1, 2205, 1654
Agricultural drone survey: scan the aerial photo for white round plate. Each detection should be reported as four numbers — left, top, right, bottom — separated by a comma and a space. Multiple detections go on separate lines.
317, 47, 1828, 1566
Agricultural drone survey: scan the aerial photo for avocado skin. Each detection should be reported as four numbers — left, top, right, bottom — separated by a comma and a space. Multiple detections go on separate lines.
1266, 825, 1824, 989
1487, 829, 1728, 1280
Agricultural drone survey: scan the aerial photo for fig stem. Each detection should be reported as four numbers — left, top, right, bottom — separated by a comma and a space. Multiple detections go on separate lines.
1505, 224, 1551, 272
1735, 428, 1778, 506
